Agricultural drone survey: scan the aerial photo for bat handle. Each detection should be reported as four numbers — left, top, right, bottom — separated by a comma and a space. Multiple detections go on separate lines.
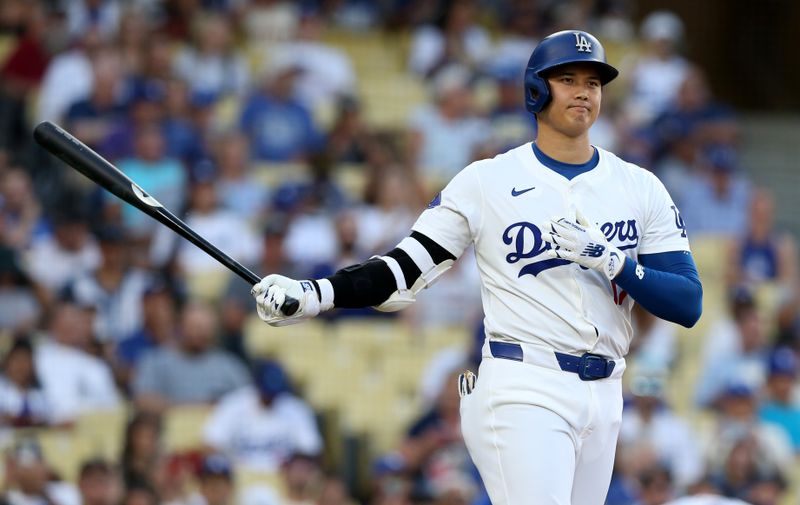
282, 297, 300, 316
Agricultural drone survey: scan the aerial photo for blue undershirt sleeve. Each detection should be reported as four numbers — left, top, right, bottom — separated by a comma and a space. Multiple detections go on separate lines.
613, 251, 703, 328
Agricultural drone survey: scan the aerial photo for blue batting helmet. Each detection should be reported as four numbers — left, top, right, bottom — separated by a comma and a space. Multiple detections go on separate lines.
524, 30, 619, 115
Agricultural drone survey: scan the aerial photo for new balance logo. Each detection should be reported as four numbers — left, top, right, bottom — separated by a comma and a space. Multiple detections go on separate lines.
574, 33, 592, 52
511, 186, 535, 197
581, 243, 605, 257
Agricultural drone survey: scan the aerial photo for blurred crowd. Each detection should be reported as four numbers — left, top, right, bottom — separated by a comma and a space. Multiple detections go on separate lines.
0, 1, 798, 505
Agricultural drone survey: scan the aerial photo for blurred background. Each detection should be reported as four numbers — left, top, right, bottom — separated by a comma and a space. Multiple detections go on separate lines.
0, 1, 798, 505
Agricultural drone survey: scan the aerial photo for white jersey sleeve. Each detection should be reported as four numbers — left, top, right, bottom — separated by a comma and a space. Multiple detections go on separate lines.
411, 162, 483, 258
638, 170, 691, 255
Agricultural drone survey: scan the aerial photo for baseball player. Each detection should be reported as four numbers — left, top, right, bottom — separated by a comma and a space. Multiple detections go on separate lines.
252, 30, 703, 505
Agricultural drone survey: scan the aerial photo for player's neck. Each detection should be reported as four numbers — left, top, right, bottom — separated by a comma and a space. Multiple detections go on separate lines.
534, 127, 594, 165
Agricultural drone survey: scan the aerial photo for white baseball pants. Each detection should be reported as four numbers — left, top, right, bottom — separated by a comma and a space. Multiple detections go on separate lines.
460, 344, 625, 505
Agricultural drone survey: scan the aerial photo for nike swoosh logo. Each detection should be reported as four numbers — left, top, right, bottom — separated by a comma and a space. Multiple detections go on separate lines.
511, 186, 536, 197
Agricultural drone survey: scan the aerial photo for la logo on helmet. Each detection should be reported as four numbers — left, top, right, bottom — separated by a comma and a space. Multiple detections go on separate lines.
574, 33, 592, 52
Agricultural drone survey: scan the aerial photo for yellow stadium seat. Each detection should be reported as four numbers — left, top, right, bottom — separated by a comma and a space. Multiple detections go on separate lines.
334, 164, 368, 199
75, 407, 129, 461
185, 270, 233, 303
163, 404, 214, 453
34, 428, 93, 482
234, 469, 285, 496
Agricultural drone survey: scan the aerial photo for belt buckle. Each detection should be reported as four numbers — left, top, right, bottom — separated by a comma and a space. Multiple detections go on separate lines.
578, 353, 612, 381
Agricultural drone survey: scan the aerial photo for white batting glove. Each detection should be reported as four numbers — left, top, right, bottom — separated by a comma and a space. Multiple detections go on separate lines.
251, 274, 321, 327
541, 210, 625, 281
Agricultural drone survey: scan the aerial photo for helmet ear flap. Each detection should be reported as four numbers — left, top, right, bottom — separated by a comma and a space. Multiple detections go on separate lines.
524, 72, 550, 115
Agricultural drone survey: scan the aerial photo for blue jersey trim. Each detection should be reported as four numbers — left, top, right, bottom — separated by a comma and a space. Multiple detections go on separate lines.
614, 251, 703, 328
532, 143, 599, 180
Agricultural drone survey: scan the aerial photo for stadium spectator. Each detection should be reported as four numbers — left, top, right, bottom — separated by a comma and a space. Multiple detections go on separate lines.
0, 247, 41, 332
115, 124, 187, 238
726, 188, 798, 296
317, 474, 356, 505
355, 168, 418, 256
2, 437, 81, 505
149, 167, 261, 300
758, 347, 800, 453
325, 96, 372, 164
161, 78, 206, 164
126, 32, 174, 101
66, 226, 151, 344
635, 464, 676, 505
114, 7, 150, 77
77, 459, 121, 505
307, 210, 368, 290
649, 67, 739, 163
377, 369, 482, 502
218, 279, 255, 366
99, 84, 165, 162
203, 360, 322, 473
0, 338, 50, 428
269, 9, 357, 114
409, 64, 490, 181
618, 369, 704, 490
704, 382, 793, 482
678, 145, 751, 238
258, 217, 300, 280
26, 209, 101, 294
133, 300, 250, 411
36, 28, 109, 124
0, 2, 49, 151
622, 10, 690, 126
120, 411, 165, 491
240, 54, 322, 162
35, 300, 120, 423
280, 452, 324, 505
64, 55, 128, 150
280, 157, 349, 274
706, 433, 775, 502
407, 0, 490, 78
241, 0, 301, 46
744, 473, 787, 505
119, 484, 159, 505
184, 454, 235, 505
173, 13, 249, 101
628, 305, 679, 370
486, 69, 538, 155
484, 2, 539, 78
695, 291, 769, 407
115, 278, 179, 390
213, 132, 270, 223
65, 0, 122, 40
0, 168, 44, 250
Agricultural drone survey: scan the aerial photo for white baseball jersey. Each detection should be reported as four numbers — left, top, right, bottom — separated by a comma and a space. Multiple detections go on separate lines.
203, 387, 323, 472
412, 143, 690, 359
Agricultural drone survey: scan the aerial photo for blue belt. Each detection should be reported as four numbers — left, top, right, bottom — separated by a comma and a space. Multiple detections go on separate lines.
489, 341, 616, 381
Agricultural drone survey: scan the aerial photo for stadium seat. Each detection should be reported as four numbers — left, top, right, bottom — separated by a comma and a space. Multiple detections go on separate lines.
163, 404, 214, 453
75, 407, 129, 462
34, 428, 93, 482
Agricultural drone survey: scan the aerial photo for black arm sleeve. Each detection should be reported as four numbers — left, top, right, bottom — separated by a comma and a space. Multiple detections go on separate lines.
324, 232, 456, 308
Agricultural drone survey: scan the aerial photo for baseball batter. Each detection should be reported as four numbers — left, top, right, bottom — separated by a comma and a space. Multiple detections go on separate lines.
252, 30, 703, 504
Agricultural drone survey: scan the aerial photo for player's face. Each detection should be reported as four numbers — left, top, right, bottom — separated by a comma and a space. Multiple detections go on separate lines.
539, 63, 602, 137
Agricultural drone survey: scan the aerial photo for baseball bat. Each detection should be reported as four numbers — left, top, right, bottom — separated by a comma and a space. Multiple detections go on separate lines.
33, 121, 299, 316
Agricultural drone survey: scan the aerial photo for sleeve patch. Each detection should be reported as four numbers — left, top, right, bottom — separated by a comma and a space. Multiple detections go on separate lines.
427, 192, 442, 209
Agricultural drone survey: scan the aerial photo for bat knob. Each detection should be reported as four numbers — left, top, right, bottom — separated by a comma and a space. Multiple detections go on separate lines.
282, 296, 300, 316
